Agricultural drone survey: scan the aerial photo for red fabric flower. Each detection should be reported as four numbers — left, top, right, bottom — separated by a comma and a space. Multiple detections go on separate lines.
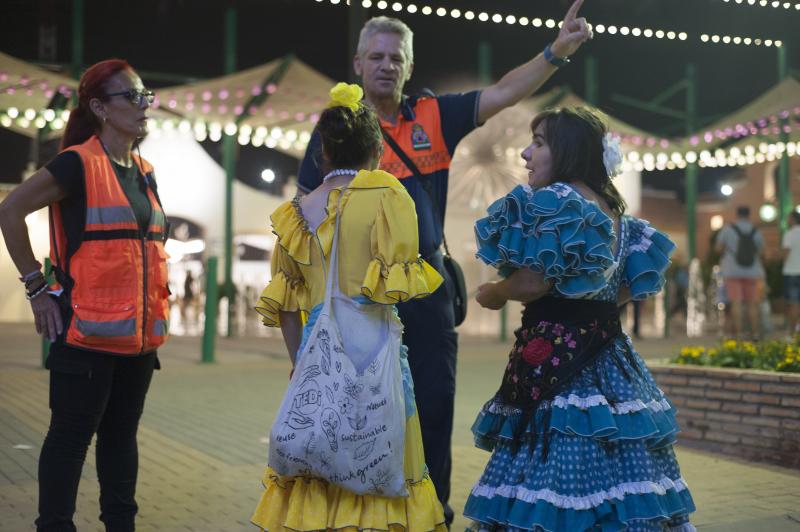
521, 337, 553, 366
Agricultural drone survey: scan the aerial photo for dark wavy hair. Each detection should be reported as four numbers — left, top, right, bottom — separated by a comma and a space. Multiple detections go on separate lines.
531, 107, 626, 216
60, 59, 133, 150
317, 103, 383, 170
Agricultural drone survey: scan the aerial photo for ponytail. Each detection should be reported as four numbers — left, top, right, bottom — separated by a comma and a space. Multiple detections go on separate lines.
60, 59, 132, 150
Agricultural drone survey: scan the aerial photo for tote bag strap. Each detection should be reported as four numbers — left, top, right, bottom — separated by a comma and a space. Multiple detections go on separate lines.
321, 188, 347, 315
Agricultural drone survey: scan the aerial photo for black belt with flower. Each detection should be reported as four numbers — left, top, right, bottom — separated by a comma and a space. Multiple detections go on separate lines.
498, 296, 622, 413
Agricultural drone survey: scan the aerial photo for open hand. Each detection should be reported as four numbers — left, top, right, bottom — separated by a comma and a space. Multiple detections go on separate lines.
476, 282, 507, 310
31, 293, 63, 343
552, 0, 593, 58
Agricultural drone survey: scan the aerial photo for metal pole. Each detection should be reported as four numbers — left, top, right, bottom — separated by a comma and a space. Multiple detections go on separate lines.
685, 63, 698, 263
778, 44, 791, 234
70, 0, 83, 78
478, 41, 492, 85
202, 256, 219, 363
585, 55, 598, 106
223, 6, 237, 337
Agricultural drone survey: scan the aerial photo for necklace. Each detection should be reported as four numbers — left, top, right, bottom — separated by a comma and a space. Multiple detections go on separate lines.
323, 168, 358, 181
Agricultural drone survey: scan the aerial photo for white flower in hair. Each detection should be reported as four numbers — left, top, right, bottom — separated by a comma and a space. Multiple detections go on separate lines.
602, 132, 624, 178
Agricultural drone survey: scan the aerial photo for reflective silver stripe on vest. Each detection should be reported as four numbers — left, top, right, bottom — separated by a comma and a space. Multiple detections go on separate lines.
152, 319, 169, 337
76, 318, 136, 337
86, 206, 138, 226
151, 210, 166, 229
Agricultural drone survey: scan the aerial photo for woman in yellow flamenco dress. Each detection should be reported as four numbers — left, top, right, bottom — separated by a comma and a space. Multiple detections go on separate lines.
252, 83, 447, 532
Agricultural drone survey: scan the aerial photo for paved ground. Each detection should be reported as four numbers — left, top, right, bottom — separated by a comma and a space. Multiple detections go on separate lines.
1, 322, 799, 531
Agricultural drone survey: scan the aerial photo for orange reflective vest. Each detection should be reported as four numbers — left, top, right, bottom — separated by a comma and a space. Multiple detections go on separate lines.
49, 135, 170, 355
378, 96, 452, 179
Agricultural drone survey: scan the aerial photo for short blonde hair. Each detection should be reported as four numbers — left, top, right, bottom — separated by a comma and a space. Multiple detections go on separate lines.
357, 16, 414, 63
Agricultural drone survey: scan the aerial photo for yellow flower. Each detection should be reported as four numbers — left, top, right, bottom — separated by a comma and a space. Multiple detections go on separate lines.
723, 340, 737, 350
709, 349, 718, 357
327, 82, 363, 112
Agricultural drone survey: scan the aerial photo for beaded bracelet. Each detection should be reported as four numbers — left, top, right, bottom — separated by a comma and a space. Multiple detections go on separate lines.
25, 282, 49, 301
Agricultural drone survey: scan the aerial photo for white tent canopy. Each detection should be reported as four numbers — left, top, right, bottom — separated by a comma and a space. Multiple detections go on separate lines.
686, 76, 800, 152
155, 55, 334, 159
0, 51, 78, 139
140, 129, 284, 255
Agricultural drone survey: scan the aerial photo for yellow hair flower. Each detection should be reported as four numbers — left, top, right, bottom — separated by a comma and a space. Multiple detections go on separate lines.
327, 82, 363, 112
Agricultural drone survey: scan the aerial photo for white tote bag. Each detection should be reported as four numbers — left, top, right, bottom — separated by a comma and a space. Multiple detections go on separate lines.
269, 194, 407, 497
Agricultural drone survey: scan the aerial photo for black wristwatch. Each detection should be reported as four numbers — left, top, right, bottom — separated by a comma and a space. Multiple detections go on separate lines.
543, 43, 570, 67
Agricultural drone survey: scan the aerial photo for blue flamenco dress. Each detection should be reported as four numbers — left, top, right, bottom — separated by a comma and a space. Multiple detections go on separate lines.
465, 182, 696, 532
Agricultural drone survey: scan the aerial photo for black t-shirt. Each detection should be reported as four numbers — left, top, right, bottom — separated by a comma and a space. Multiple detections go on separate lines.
46, 150, 152, 234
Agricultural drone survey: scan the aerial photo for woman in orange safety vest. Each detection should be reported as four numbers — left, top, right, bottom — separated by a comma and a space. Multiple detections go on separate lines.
0, 59, 168, 532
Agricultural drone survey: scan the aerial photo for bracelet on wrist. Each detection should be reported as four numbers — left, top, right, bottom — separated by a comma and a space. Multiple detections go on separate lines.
19, 264, 43, 283
24, 273, 45, 288
26, 282, 49, 301
543, 42, 570, 68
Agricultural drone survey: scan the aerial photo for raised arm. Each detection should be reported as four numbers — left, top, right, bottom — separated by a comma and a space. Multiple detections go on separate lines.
477, 0, 592, 124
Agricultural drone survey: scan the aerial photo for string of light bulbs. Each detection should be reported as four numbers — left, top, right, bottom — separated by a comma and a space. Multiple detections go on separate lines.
721, 0, 800, 11
2, 106, 796, 171
314, 0, 785, 48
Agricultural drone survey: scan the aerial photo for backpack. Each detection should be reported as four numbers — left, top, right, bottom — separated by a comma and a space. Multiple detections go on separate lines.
730, 224, 758, 267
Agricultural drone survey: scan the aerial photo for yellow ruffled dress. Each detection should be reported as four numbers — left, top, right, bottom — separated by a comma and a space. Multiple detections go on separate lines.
252, 169, 447, 532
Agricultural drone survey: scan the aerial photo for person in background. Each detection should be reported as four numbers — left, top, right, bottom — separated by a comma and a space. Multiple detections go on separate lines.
715, 206, 765, 339
782, 210, 800, 337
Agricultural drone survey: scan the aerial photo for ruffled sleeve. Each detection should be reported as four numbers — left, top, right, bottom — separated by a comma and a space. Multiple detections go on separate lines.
361, 185, 443, 304
254, 202, 310, 327
474, 183, 615, 297
623, 216, 676, 300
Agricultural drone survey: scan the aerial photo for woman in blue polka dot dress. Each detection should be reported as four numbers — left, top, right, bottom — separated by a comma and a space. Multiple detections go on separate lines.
465, 107, 696, 532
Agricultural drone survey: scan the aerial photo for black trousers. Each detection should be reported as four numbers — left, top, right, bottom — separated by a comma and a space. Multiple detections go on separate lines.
397, 251, 458, 525
36, 346, 157, 532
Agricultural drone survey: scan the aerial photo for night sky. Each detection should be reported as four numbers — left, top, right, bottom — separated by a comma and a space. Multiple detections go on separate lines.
0, 0, 796, 197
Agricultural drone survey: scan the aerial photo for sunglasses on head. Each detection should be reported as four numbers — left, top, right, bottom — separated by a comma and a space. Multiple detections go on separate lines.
107, 88, 155, 106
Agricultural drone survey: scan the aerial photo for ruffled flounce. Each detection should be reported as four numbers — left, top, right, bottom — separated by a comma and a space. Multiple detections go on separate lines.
471, 394, 680, 454
361, 258, 443, 304
474, 183, 615, 297
465, 411, 694, 532
464, 478, 695, 532
251, 467, 447, 532
255, 271, 309, 327
270, 199, 336, 266
623, 217, 676, 300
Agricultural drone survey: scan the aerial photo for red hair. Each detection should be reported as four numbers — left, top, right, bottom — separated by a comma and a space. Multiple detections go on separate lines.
60, 59, 133, 150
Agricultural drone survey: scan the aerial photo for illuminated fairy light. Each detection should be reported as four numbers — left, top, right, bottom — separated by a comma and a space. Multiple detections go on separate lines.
689, 107, 800, 146
721, 0, 800, 10
700, 33, 783, 47
312, 0, 785, 46
621, 141, 799, 171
